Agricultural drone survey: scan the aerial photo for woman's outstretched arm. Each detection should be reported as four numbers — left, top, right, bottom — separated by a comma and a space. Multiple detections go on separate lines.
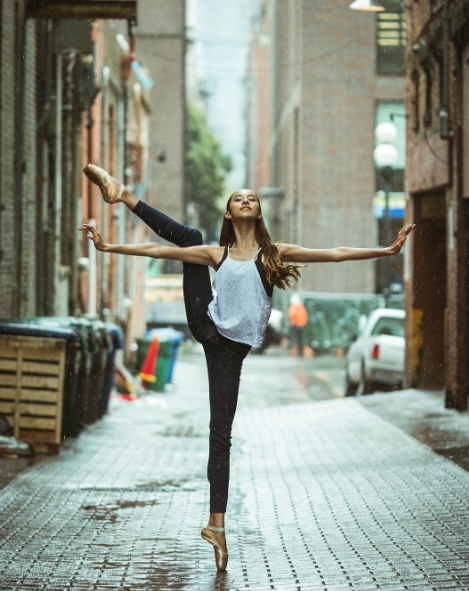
278, 224, 416, 263
78, 224, 222, 269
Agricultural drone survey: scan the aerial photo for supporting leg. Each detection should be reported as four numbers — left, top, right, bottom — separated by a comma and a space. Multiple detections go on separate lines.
204, 335, 251, 518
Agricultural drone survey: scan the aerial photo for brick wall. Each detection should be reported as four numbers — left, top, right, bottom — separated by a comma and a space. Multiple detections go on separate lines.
0, 0, 16, 317
404, 0, 469, 407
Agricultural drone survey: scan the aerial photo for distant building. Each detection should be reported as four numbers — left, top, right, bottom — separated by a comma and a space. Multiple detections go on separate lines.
133, 0, 186, 232
247, 0, 406, 301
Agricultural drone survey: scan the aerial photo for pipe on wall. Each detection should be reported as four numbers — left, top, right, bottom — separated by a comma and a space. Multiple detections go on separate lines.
13, 0, 26, 317
440, 0, 453, 139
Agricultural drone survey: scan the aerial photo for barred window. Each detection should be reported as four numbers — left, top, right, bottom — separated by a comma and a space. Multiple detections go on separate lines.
377, 0, 406, 75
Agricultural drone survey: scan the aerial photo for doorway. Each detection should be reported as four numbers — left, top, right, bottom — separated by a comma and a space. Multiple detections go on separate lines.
412, 194, 447, 389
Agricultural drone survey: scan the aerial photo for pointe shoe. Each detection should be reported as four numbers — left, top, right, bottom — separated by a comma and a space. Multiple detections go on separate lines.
83, 163, 125, 204
201, 524, 228, 571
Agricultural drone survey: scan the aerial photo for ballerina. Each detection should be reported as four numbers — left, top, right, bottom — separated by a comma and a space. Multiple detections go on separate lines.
79, 163, 415, 571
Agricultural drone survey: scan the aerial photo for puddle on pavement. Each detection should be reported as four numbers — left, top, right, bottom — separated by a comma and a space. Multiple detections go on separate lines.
154, 424, 205, 438
82, 499, 159, 522
135, 478, 188, 490
65, 478, 192, 492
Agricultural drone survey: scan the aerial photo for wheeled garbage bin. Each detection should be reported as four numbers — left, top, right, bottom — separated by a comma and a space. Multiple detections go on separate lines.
25, 316, 94, 436
138, 328, 184, 391
145, 328, 184, 385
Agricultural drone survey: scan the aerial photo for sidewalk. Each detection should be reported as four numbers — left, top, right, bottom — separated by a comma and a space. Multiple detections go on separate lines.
1, 356, 469, 590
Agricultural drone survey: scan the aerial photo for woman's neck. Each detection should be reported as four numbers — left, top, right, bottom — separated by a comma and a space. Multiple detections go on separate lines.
231, 222, 258, 250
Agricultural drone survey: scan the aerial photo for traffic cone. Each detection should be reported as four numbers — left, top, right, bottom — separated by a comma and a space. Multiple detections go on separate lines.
138, 334, 159, 384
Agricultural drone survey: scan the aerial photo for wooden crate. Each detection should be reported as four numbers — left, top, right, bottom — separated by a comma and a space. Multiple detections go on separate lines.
0, 335, 67, 454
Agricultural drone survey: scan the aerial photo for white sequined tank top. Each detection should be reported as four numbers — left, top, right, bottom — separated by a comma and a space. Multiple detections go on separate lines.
207, 244, 273, 348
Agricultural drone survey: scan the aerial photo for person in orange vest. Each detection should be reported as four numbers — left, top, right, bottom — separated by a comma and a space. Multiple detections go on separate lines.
288, 294, 308, 357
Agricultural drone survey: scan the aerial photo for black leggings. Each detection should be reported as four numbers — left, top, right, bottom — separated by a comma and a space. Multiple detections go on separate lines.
133, 201, 251, 513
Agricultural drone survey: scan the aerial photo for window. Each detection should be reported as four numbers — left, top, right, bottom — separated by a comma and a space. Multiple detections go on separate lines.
371, 317, 405, 337
377, 0, 406, 75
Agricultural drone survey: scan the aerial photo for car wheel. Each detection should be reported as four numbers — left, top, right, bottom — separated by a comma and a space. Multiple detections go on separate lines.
359, 363, 374, 395
345, 375, 358, 397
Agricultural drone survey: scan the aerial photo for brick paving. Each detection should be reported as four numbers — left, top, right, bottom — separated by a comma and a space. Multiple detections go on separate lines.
1, 355, 469, 590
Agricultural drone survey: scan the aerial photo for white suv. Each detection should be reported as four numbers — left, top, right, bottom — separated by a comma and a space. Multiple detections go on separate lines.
345, 308, 405, 396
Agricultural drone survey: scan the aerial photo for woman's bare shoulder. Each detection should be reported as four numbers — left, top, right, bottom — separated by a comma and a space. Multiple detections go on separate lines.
204, 244, 226, 268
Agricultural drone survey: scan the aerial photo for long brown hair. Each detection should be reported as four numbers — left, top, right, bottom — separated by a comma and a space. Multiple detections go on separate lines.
219, 190, 305, 290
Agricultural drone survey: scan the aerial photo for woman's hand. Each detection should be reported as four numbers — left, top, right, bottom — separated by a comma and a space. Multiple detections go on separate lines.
78, 224, 108, 252
387, 223, 416, 255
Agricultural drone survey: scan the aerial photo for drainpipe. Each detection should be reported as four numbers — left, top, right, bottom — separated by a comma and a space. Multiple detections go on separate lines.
100, 65, 110, 316
63, 50, 78, 315
54, 51, 64, 313
88, 217, 97, 316
439, 0, 453, 139
36, 19, 53, 316
13, 0, 26, 317
113, 79, 126, 321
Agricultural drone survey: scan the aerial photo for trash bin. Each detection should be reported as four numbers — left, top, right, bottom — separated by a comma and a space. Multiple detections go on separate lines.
154, 328, 184, 385
30, 317, 111, 426
137, 328, 184, 391
0, 321, 80, 452
101, 323, 124, 417
25, 316, 94, 436
86, 320, 112, 425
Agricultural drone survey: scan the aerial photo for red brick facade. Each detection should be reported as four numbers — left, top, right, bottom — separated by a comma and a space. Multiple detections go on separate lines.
404, 0, 469, 409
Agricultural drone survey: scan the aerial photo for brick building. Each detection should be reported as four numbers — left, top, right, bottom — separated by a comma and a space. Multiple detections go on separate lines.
247, 0, 406, 302
0, 0, 39, 319
0, 0, 161, 360
404, 0, 469, 409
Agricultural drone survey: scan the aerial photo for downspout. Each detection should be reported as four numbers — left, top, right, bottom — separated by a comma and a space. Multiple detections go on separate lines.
54, 51, 64, 313
88, 217, 97, 316
63, 50, 78, 315
439, 0, 453, 139
36, 19, 53, 316
13, 0, 26, 317
110, 76, 126, 322
100, 65, 110, 316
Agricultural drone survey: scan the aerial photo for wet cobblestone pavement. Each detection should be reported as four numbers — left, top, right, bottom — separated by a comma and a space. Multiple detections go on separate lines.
1, 353, 469, 590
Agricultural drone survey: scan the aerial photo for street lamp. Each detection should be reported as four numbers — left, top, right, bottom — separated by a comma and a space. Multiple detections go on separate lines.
373, 122, 398, 305
349, 0, 385, 11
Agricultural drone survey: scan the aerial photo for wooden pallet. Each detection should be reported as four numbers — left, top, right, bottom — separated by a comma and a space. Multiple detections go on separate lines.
0, 335, 67, 454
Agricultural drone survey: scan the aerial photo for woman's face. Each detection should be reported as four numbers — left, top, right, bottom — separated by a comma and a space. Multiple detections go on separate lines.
226, 190, 262, 221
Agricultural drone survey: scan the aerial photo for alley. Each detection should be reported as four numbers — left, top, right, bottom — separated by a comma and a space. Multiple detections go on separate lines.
1, 353, 469, 590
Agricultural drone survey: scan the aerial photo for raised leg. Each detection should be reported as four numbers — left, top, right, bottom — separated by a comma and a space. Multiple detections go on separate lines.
131, 200, 216, 343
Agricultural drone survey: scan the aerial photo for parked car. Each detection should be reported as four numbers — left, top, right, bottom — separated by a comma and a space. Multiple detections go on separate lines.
345, 308, 405, 396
